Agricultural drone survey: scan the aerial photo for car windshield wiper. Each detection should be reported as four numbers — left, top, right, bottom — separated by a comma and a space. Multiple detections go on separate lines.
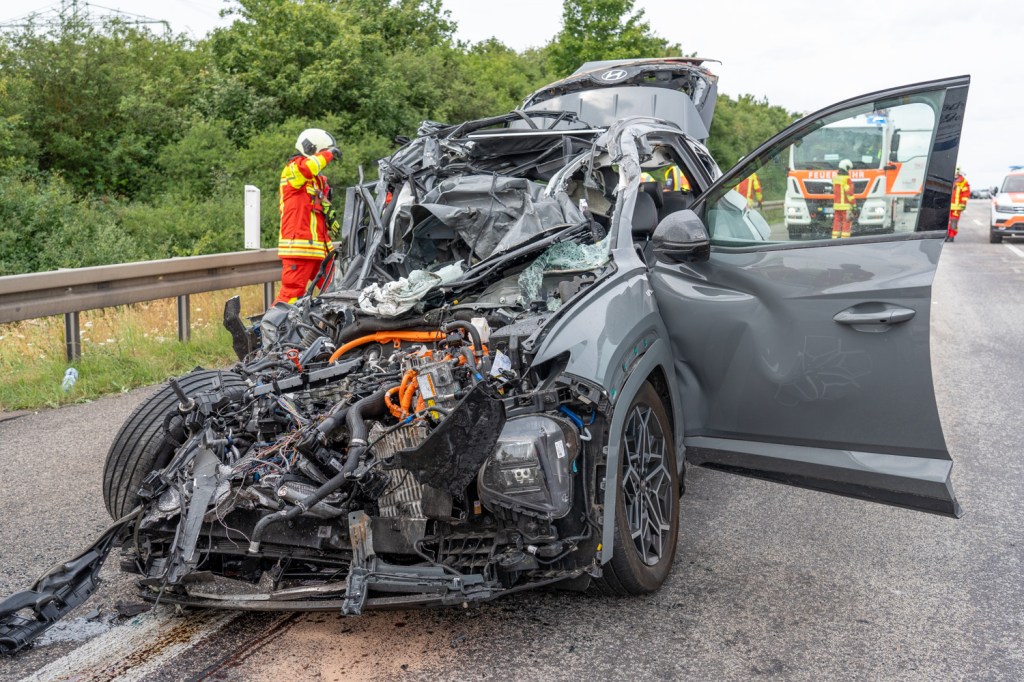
796, 161, 837, 170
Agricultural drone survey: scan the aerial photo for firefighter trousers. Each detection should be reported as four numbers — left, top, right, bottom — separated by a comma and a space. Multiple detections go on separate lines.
275, 257, 324, 305
832, 209, 852, 239
948, 210, 962, 239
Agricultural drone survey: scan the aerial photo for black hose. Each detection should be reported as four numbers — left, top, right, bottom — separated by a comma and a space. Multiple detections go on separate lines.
334, 314, 432, 346
315, 404, 351, 443
249, 386, 395, 553
344, 386, 391, 456
443, 320, 482, 358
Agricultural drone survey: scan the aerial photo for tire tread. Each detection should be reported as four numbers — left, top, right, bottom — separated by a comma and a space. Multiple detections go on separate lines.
102, 370, 244, 518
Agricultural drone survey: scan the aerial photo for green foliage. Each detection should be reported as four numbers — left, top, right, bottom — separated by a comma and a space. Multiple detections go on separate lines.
448, 42, 554, 120
0, 0, 796, 280
114, 192, 247, 258
0, 173, 146, 275
547, 0, 680, 77
0, 16, 207, 197
707, 94, 800, 172
156, 119, 237, 200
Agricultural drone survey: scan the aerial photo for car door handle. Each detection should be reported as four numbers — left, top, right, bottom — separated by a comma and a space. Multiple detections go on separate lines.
833, 305, 916, 326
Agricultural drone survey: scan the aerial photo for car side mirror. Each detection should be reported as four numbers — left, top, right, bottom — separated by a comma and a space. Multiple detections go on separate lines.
993, 186, 999, 195
652, 209, 710, 263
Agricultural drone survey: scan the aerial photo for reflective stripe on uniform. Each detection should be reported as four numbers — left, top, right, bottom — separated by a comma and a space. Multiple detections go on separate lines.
951, 178, 969, 211
278, 238, 329, 259
279, 152, 332, 260
833, 175, 853, 210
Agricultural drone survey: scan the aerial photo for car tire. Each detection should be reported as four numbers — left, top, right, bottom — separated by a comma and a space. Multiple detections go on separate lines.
595, 381, 680, 595
102, 369, 245, 519
990, 229, 1003, 244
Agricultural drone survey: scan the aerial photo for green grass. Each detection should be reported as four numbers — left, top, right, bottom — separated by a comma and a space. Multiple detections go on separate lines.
0, 322, 238, 411
0, 287, 265, 412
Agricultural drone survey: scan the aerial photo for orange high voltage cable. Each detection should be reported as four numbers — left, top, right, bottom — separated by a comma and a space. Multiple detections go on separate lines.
385, 385, 403, 419
328, 331, 446, 363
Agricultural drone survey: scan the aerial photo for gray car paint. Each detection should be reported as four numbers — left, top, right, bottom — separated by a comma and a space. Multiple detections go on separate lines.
524, 87, 711, 142
649, 237, 959, 516
539, 77, 968, 555
530, 120, 690, 563
644, 78, 969, 518
521, 59, 719, 142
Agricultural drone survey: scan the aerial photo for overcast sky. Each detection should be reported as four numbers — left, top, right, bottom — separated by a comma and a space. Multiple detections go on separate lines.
1, 0, 1019, 188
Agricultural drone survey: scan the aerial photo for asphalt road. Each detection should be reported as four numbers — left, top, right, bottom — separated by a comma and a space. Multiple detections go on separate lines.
1, 200, 1021, 681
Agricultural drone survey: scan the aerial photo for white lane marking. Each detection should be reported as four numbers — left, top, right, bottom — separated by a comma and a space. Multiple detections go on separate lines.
1005, 243, 1024, 259
972, 219, 983, 226
24, 609, 238, 682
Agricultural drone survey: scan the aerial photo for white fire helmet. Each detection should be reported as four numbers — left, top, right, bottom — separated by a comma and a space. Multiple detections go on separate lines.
295, 128, 336, 157
838, 159, 853, 171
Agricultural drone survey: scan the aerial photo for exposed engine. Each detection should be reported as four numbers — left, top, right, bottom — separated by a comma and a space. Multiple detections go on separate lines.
1, 108, 623, 653
119, 302, 605, 615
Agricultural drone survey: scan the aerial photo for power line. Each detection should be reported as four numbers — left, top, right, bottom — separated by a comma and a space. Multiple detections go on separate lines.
0, 0, 170, 32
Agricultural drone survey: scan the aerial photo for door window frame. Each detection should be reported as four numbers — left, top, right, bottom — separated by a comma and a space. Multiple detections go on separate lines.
691, 77, 970, 253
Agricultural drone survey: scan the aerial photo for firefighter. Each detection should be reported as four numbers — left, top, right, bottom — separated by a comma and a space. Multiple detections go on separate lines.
832, 159, 856, 239
736, 172, 762, 208
947, 168, 970, 242
661, 165, 691, 193
640, 165, 691, 192
275, 128, 341, 305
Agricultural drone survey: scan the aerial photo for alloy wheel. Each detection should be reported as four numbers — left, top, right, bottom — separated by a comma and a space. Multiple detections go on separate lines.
621, 404, 672, 566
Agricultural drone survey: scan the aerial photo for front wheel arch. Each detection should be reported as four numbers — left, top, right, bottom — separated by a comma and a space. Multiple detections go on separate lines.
598, 339, 683, 566
594, 381, 680, 594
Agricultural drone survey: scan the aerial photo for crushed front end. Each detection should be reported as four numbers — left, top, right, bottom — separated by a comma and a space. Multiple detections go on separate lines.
2, 110, 625, 653
126, 111, 619, 614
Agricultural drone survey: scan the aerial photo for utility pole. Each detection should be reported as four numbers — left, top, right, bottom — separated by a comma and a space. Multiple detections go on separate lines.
0, 0, 170, 33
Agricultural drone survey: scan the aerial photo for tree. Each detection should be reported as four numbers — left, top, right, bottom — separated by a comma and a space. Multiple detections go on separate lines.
0, 0, 799, 276
707, 94, 798, 171
0, 15, 208, 197
547, 0, 679, 77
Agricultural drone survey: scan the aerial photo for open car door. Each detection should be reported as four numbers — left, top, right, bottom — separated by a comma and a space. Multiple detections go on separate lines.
649, 77, 969, 516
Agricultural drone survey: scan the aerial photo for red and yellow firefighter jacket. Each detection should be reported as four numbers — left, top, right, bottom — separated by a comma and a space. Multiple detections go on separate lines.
950, 174, 970, 214
278, 150, 336, 260
640, 165, 692, 192
833, 172, 854, 211
662, 165, 691, 192
736, 173, 762, 205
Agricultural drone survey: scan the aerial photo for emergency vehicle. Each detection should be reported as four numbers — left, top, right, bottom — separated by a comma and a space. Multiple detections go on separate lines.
783, 110, 930, 239
990, 168, 1024, 243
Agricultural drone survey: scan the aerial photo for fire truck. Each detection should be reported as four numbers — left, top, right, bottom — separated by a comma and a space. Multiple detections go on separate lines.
783, 110, 929, 239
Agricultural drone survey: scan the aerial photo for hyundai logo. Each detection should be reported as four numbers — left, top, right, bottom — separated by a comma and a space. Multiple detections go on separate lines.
600, 69, 629, 82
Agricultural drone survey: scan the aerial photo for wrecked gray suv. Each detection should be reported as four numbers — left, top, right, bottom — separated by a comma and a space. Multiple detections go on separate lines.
0, 60, 970, 654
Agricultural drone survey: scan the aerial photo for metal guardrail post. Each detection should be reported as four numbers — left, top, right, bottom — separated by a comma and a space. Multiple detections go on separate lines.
64, 311, 81, 361
177, 294, 191, 342
264, 282, 275, 310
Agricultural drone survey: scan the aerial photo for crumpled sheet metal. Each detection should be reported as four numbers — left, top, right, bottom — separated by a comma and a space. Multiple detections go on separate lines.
358, 261, 464, 317
398, 175, 585, 261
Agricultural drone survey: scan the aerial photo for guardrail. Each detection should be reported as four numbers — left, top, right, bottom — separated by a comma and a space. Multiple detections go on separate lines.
0, 250, 281, 360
